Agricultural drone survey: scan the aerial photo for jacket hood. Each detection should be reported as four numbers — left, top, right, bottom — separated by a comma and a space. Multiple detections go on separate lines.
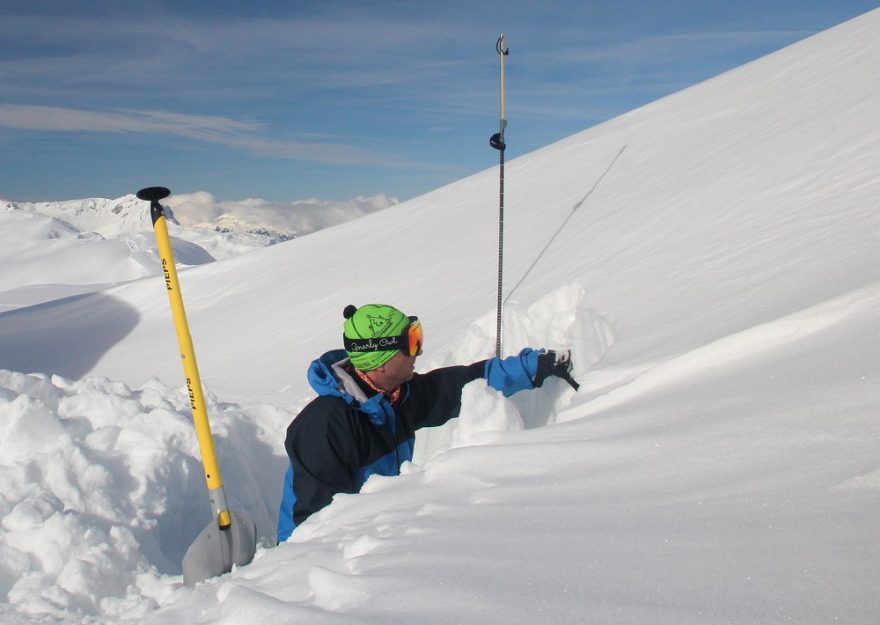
307, 349, 394, 427
307, 349, 372, 402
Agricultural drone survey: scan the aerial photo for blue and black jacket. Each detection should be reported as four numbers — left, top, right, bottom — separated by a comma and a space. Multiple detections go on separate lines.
277, 348, 542, 543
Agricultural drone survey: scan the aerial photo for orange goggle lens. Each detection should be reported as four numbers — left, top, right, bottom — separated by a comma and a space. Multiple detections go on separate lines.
406, 319, 423, 357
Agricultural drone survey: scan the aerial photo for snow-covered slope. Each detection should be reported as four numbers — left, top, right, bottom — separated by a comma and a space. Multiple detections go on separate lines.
0, 8, 879, 625
0, 196, 265, 312
0, 192, 398, 312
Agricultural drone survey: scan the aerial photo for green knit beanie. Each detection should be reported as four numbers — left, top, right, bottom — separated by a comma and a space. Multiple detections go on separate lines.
343, 304, 409, 371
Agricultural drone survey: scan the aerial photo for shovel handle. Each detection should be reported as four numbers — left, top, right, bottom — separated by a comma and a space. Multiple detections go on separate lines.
141, 187, 231, 529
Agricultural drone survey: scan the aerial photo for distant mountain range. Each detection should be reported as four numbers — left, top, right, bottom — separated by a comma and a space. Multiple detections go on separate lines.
1, 192, 398, 258
1, 194, 290, 244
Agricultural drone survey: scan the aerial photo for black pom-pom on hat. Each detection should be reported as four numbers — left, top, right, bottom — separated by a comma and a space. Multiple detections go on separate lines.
343, 304, 358, 319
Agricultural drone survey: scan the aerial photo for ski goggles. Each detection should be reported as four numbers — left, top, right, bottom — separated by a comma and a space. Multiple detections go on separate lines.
343, 316, 423, 357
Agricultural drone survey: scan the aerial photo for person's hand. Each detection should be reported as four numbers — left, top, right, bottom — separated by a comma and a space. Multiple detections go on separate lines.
533, 350, 579, 390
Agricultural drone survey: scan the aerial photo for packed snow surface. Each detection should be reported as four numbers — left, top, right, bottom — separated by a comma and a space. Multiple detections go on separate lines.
1, 9, 879, 624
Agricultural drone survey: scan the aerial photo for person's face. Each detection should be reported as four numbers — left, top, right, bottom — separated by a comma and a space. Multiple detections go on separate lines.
378, 350, 417, 387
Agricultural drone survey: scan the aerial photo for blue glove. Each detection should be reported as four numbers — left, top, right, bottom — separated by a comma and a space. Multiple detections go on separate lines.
485, 348, 579, 395
484, 348, 542, 397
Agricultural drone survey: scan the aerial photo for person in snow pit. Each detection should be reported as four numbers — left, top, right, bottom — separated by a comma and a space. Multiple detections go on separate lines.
276, 303, 578, 543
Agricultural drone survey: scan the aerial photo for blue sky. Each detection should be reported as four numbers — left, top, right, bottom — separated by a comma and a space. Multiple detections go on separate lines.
1, 0, 877, 203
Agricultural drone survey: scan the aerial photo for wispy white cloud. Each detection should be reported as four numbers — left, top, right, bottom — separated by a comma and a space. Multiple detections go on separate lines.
0, 104, 406, 166
0, 9, 474, 99
0, 104, 259, 134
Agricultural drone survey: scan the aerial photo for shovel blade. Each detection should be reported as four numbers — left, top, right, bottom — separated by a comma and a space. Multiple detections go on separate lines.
182, 510, 257, 586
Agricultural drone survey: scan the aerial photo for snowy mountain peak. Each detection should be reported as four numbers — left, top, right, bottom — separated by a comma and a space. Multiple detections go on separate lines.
5, 194, 155, 236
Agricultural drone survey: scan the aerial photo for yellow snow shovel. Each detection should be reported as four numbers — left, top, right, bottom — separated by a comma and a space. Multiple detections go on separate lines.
137, 186, 256, 585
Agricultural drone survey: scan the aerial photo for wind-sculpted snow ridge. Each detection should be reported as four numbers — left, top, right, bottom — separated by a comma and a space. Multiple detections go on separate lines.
0, 192, 400, 313
569, 280, 880, 423
0, 370, 287, 619
0, 204, 252, 312
0, 208, 156, 309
